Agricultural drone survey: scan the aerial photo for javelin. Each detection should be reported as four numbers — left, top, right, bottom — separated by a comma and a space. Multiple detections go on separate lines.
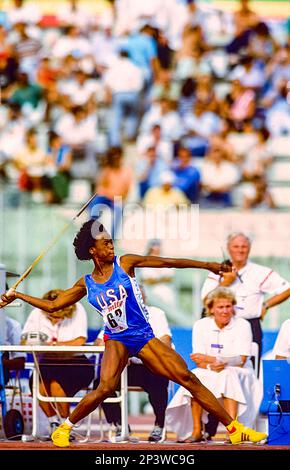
7, 192, 98, 294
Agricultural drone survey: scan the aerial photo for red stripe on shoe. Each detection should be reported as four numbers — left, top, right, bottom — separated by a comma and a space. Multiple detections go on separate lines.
227, 426, 236, 434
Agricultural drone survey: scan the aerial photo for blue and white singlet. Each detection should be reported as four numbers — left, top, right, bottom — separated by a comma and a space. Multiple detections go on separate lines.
85, 256, 154, 355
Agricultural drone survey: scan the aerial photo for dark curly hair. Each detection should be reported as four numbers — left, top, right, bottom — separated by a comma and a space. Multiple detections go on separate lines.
73, 220, 106, 260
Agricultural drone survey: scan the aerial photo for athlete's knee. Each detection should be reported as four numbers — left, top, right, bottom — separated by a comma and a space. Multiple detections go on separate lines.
97, 379, 118, 398
177, 368, 205, 390
174, 368, 192, 386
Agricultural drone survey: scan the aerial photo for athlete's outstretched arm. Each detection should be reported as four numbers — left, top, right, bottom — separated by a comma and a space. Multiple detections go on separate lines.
121, 254, 232, 277
0, 278, 86, 312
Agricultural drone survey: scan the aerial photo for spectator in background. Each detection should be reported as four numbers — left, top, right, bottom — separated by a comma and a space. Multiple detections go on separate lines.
140, 97, 183, 143
46, 131, 72, 204
201, 143, 240, 207
172, 146, 201, 203
183, 100, 222, 157
103, 49, 143, 146
242, 127, 272, 181
247, 22, 278, 63
226, 0, 259, 55
10, 72, 43, 109
21, 289, 94, 436
201, 232, 290, 366
6, 0, 41, 26
166, 287, 262, 442
143, 170, 189, 208
90, 146, 133, 239
57, 0, 92, 30
225, 80, 256, 131
195, 75, 218, 113
234, 0, 259, 36
57, 69, 99, 107
209, 125, 238, 164
124, 23, 159, 86
11, 22, 42, 80
178, 78, 196, 118
51, 25, 92, 60
137, 145, 169, 199
263, 78, 290, 136
174, 25, 209, 81
90, 23, 118, 74
0, 103, 26, 161
227, 120, 259, 160
36, 57, 59, 90
137, 124, 173, 164
229, 55, 265, 91
93, 285, 172, 443
150, 68, 179, 103
57, 54, 79, 81
0, 51, 18, 102
264, 46, 290, 93
13, 127, 48, 202
242, 174, 276, 210
156, 28, 174, 70
42, 86, 62, 126
55, 105, 98, 180
0, 26, 11, 56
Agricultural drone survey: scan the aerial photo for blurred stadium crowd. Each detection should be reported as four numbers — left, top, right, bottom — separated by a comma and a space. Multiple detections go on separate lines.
0, 0, 289, 210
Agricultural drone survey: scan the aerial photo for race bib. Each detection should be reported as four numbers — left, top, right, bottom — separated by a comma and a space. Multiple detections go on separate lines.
103, 301, 128, 333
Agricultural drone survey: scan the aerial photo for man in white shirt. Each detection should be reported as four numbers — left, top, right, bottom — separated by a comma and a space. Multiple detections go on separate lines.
201, 232, 290, 367
94, 288, 172, 443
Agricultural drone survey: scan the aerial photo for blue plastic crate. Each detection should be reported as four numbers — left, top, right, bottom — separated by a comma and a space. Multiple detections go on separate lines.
261, 360, 290, 413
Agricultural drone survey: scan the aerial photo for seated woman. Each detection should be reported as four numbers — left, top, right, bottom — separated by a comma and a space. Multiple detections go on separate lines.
166, 287, 262, 442
21, 289, 94, 436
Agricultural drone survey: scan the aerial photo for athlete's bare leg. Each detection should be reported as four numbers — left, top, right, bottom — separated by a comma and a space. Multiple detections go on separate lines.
191, 399, 203, 439
69, 340, 129, 424
223, 397, 238, 419
138, 338, 232, 426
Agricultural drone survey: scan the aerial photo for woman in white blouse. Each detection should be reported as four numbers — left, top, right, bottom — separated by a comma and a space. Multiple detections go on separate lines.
166, 287, 262, 442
